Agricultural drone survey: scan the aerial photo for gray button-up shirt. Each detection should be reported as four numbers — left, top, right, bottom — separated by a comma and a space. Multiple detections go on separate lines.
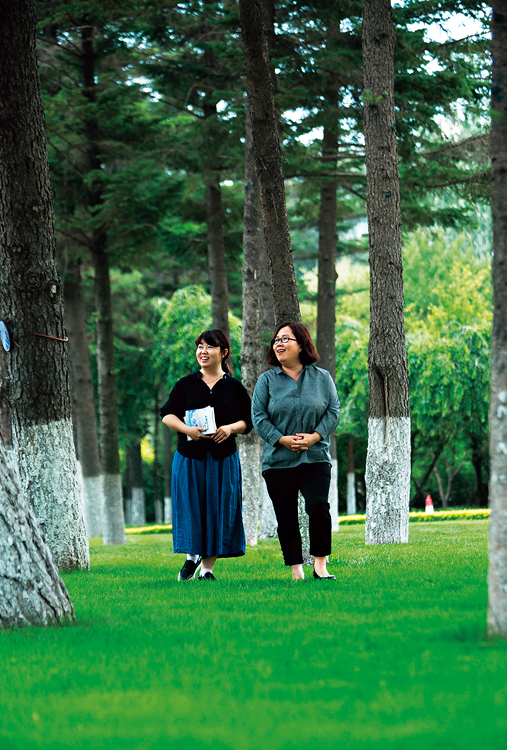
252, 365, 340, 471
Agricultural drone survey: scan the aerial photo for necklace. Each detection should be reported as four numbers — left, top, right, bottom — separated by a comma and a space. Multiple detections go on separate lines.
201, 372, 224, 389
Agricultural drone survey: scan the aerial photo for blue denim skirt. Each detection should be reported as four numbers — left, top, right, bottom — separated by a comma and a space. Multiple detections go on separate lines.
171, 451, 246, 558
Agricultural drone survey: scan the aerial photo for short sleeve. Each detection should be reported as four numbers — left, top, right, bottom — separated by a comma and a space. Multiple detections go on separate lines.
160, 379, 186, 421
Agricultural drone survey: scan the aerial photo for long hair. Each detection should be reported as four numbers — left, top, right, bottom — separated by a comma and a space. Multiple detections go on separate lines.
194, 329, 232, 375
267, 321, 320, 367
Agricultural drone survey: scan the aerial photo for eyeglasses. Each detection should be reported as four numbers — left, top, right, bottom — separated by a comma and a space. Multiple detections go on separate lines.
273, 335, 297, 346
197, 344, 216, 351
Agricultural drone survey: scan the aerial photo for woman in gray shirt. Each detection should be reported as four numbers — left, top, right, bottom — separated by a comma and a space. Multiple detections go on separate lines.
252, 322, 340, 581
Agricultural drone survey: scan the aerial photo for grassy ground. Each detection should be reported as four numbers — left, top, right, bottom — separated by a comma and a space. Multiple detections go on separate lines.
1, 521, 506, 750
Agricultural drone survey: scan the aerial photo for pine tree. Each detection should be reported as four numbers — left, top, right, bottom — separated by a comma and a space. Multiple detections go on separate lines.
0, 0, 89, 570
362, 0, 411, 545
488, 0, 507, 637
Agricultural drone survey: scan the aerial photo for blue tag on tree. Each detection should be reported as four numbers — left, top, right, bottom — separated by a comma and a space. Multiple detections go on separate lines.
0, 321, 11, 352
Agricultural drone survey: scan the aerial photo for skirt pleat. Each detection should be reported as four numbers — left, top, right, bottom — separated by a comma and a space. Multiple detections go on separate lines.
171, 451, 246, 558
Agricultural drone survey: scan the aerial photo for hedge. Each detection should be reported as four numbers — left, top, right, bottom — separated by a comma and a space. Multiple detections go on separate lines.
125, 509, 490, 535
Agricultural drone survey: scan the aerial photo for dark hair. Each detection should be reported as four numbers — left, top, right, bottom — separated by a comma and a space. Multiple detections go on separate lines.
267, 321, 320, 367
194, 329, 232, 375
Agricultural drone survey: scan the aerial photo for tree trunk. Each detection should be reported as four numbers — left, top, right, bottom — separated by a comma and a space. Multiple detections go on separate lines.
153, 400, 162, 524
124, 448, 132, 526
0, 442, 75, 629
317, 126, 339, 377
240, 100, 273, 546
363, 0, 411, 545
239, 0, 301, 325
240, 0, 313, 561
0, 0, 89, 570
347, 436, 357, 515
259, 480, 278, 539
205, 176, 230, 336
317, 126, 339, 531
128, 442, 145, 527
488, 0, 507, 637
163, 413, 172, 524
411, 443, 445, 507
81, 27, 125, 546
63, 261, 104, 537
0, 349, 13, 451
92, 244, 126, 544
470, 434, 488, 506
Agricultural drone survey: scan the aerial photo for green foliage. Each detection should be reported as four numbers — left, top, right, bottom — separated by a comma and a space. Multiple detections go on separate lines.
152, 285, 242, 396
334, 230, 491, 507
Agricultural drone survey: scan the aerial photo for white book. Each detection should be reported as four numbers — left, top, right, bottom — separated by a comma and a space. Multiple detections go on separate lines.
184, 406, 217, 441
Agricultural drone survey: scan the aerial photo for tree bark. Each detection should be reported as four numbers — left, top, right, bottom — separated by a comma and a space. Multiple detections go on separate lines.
81, 25, 125, 546
411, 442, 445, 507
239, 0, 301, 325
317, 126, 339, 377
0, 442, 75, 629
92, 243, 126, 544
347, 436, 357, 515
240, 100, 274, 545
470, 434, 488, 506
63, 261, 104, 537
317, 126, 339, 531
488, 0, 507, 637
205, 176, 230, 336
432, 448, 464, 508
0, 349, 12, 451
0, 0, 89, 570
259, 480, 278, 539
128, 442, 145, 527
363, 0, 411, 545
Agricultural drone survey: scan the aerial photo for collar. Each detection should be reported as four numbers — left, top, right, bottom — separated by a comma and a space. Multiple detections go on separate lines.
196, 370, 227, 381
274, 365, 306, 376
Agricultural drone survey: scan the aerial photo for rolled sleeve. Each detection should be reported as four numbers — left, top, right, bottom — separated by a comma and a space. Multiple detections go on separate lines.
252, 375, 284, 446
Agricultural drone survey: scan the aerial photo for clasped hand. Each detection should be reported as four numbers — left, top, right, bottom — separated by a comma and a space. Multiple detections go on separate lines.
187, 425, 232, 443
278, 433, 320, 453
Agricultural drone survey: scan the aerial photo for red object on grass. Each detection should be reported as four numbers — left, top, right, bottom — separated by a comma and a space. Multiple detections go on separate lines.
425, 495, 434, 514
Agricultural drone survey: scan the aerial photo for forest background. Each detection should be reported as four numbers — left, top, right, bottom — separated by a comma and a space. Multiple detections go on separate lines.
27, 0, 492, 522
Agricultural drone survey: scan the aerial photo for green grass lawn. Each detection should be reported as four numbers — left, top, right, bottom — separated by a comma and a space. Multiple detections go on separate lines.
1, 521, 506, 750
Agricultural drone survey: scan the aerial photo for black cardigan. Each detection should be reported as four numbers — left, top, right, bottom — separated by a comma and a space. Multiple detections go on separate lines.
160, 371, 253, 460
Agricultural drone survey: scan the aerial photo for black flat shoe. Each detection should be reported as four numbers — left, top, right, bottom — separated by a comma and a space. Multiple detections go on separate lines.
198, 571, 217, 581
313, 568, 336, 580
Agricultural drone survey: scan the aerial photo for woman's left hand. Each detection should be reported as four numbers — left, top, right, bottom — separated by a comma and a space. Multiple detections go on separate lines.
212, 424, 233, 443
294, 432, 321, 450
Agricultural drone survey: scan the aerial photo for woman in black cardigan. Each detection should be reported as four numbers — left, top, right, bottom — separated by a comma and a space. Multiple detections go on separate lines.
161, 329, 252, 581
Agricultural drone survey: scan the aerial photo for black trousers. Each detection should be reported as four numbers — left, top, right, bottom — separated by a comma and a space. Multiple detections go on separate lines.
263, 462, 332, 566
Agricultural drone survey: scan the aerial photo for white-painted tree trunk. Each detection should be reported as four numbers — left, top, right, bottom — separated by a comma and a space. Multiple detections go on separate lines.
489, 388, 507, 635
102, 474, 126, 545
330, 457, 339, 532
0, 443, 75, 629
365, 418, 411, 544
487, 0, 507, 638
347, 473, 356, 515
298, 491, 313, 566
77, 461, 103, 538
82, 475, 103, 538
131, 486, 146, 527
259, 480, 277, 539
239, 433, 262, 545
124, 496, 132, 526
14, 418, 90, 570
164, 496, 172, 524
